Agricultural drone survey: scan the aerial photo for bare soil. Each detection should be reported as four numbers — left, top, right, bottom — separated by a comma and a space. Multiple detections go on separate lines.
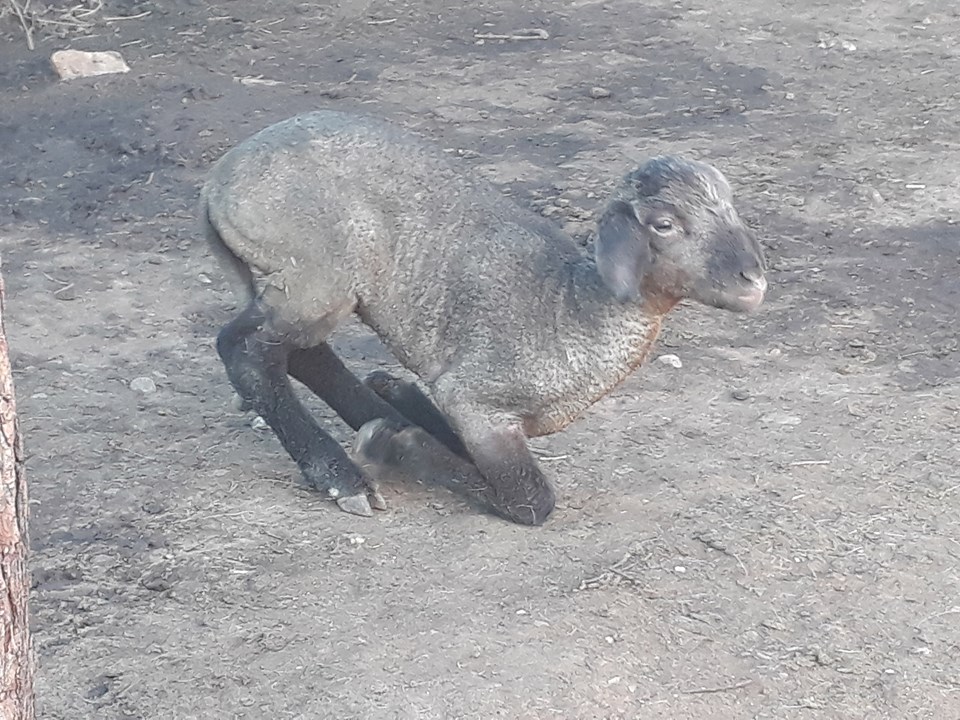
2, 1, 959, 718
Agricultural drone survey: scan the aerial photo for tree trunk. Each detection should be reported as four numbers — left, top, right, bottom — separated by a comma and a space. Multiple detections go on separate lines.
0, 266, 35, 719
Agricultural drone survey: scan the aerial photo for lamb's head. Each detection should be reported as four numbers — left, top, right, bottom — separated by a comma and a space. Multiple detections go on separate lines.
595, 156, 767, 313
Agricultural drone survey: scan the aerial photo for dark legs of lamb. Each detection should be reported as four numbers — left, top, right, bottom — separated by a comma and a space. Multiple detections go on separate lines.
355, 402, 556, 526
287, 345, 411, 432
219, 307, 555, 525
216, 305, 381, 516
448, 414, 556, 526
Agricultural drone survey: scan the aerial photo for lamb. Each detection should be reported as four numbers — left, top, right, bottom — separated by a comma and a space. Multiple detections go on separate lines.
202, 110, 767, 525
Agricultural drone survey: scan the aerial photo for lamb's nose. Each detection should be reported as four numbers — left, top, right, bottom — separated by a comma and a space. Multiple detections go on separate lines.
741, 272, 767, 294
740, 266, 765, 287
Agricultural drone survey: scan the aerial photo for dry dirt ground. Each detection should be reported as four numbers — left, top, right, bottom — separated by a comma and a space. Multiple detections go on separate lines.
1, 1, 959, 718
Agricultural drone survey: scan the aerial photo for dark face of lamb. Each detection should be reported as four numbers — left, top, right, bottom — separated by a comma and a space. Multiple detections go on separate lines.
595, 156, 767, 313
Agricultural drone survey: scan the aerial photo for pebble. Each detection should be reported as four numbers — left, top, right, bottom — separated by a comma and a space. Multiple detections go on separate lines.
142, 500, 166, 515
761, 413, 802, 426
250, 416, 269, 431
731, 389, 751, 401
54, 285, 77, 301
589, 86, 612, 99
140, 574, 171, 592
51, 50, 130, 80
656, 354, 683, 369
130, 376, 157, 394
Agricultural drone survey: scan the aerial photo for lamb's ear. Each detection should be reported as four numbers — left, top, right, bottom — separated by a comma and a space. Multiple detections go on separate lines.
596, 200, 650, 302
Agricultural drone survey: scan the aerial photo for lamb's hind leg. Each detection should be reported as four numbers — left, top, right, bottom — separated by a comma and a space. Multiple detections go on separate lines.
287, 345, 411, 432
216, 304, 379, 517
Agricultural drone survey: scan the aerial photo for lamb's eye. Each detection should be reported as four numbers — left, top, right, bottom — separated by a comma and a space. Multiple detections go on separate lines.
652, 218, 676, 234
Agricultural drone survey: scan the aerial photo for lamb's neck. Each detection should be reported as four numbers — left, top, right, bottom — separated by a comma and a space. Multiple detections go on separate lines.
514, 256, 677, 438
558, 256, 676, 363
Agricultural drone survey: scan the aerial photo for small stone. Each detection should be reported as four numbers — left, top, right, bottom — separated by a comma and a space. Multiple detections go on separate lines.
250, 415, 269, 431
51, 50, 130, 80
589, 86, 612, 99
657, 354, 682, 369
141, 500, 166, 515
674, 565, 687, 574
54, 285, 77, 301
140, 574, 171, 592
198, 273, 213, 285
130, 376, 157, 394
85, 682, 110, 700
731, 389, 751, 401
761, 413, 802, 426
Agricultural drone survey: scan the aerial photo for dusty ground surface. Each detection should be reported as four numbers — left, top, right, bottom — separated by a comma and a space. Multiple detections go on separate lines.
1, 0, 959, 718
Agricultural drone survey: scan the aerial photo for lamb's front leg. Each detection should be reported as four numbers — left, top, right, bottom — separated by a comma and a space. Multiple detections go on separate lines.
354, 410, 556, 526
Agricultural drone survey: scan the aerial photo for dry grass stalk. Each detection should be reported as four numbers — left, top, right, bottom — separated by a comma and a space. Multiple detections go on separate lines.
3, 0, 106, 50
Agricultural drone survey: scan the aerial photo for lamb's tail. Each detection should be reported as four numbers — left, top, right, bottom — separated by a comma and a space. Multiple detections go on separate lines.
199, 186, 256, 304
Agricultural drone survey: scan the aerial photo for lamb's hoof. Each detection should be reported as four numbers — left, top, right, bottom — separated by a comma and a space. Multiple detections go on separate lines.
369, 488, 388, 511
336, 493, 374, 517
353, 417, 400, 465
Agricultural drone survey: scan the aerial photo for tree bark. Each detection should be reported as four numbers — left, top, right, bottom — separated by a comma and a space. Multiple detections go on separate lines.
0, 266, 35, 719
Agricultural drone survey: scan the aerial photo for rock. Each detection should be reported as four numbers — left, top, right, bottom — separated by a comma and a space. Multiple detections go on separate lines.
760, 413, 802, 426
731, 389, 751, 401
656, 354, 683, 369
250, 415, 269, 431
141, 500, 166, 515
51, 50, 130, 81
589, 86, 612, 99
54, 285, 77, 301
130, 376, 157, 394
140, 574, 171, 592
